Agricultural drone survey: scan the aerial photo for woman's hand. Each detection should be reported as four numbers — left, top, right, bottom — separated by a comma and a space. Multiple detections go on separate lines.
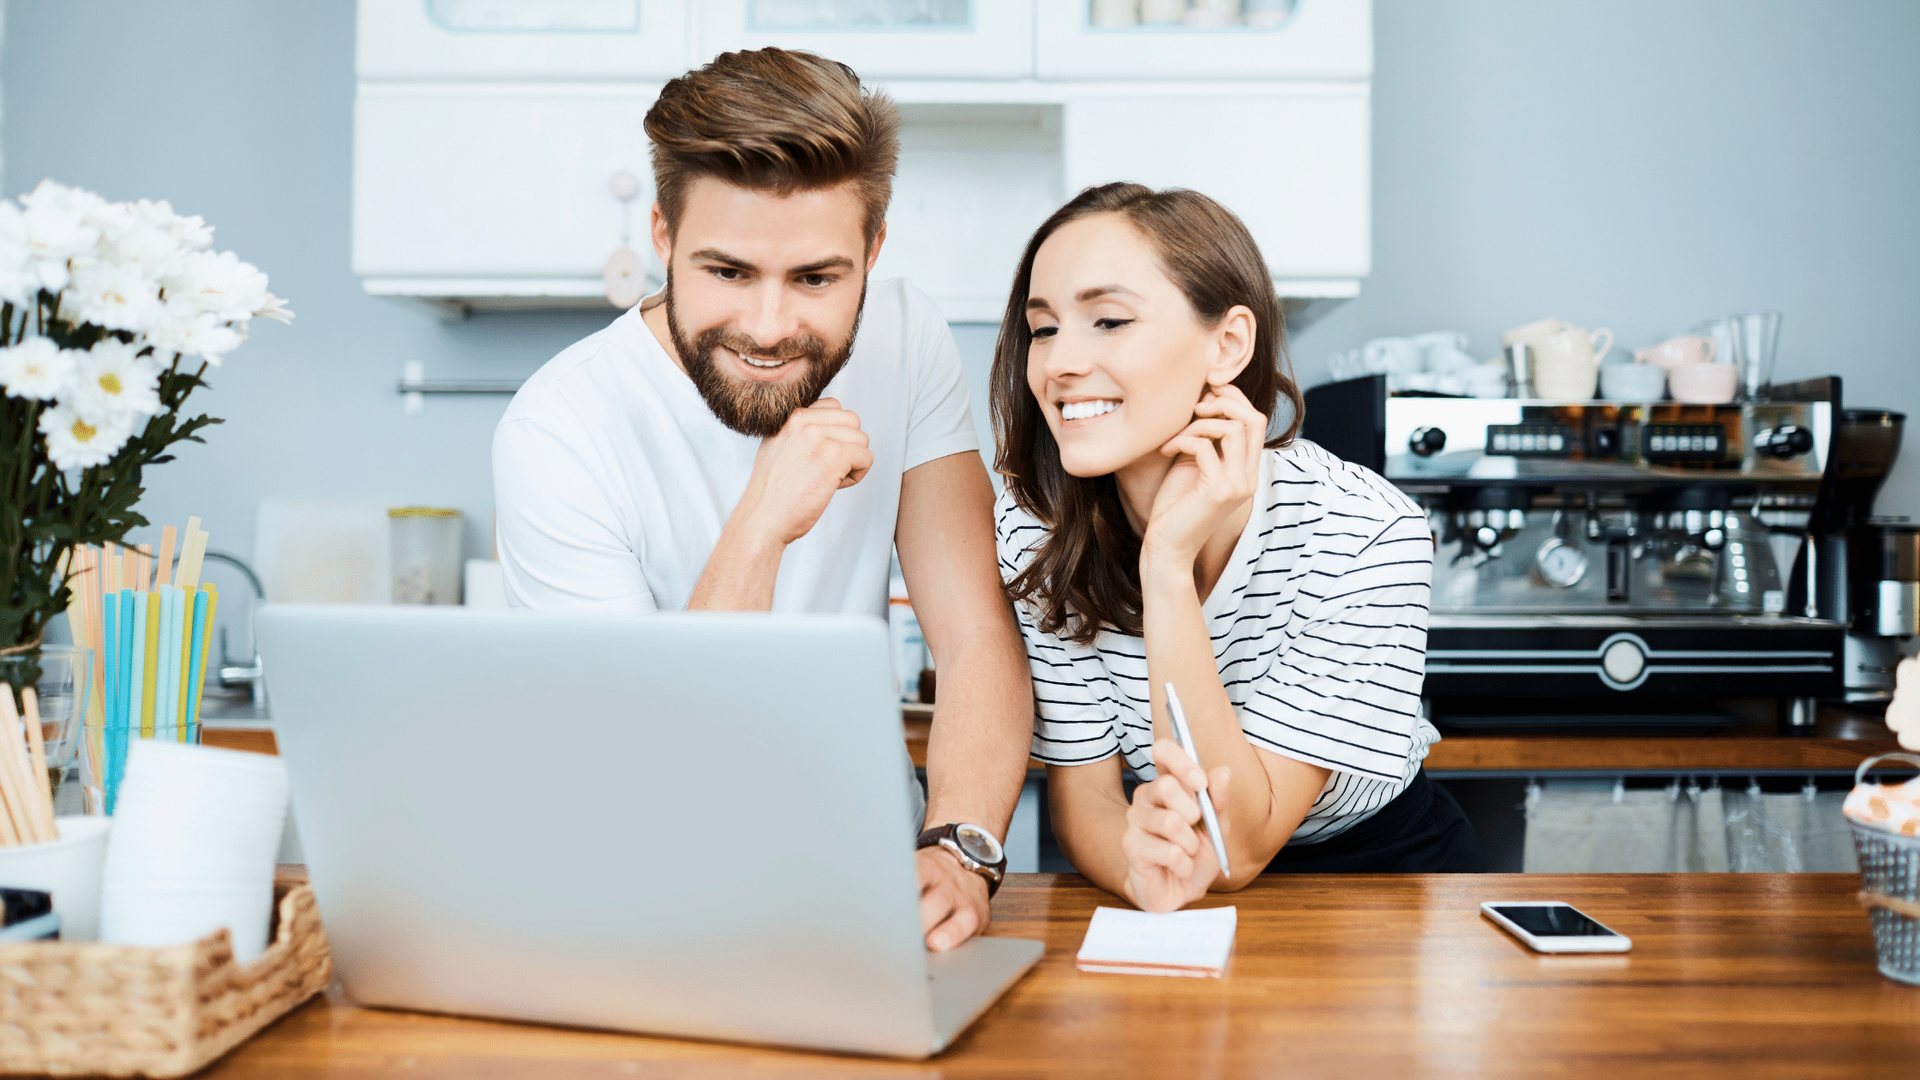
1123, 738, 1232, 913
1140, 385, 1267, 569
1890, 656, 1920, 751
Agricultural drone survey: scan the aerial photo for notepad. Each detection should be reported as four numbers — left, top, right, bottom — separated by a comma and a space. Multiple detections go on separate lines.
1075, 906, 1237, 978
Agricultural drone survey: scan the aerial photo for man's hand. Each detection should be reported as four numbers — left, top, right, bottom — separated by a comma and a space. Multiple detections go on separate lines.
736, 398, 874, 547
918, 845, 990, 952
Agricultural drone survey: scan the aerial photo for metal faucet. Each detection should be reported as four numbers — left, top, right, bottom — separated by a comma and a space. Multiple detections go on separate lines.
201, 550, 268, 704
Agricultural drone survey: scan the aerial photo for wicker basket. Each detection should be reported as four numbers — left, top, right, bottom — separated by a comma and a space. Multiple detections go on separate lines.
1850, 752, 1920, 987
0, 873, 331, 1077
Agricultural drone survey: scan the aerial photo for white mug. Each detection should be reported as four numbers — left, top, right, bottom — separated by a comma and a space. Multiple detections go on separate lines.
1500, 317, 1571, 357
1533, 326, 1614, 400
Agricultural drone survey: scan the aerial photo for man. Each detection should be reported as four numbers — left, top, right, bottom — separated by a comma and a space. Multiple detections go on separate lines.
492, 48, 1032, 951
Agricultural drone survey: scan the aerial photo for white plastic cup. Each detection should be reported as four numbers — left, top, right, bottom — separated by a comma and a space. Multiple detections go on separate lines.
0, 816, 112, 941
99, 741, 288, 963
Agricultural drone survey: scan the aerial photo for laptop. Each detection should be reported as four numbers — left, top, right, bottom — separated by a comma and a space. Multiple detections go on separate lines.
256, 605, 1042, 1060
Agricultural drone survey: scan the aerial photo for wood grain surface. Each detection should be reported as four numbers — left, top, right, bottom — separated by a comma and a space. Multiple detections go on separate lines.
200, 873, 1920, 1079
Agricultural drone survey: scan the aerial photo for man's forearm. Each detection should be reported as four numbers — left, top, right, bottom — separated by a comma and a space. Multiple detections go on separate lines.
922, 635, 1032, 839
686, 518, 785, 611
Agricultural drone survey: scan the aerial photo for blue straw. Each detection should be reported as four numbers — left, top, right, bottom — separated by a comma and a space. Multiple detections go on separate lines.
101, 593, 118, 806
186, 589, 208, 745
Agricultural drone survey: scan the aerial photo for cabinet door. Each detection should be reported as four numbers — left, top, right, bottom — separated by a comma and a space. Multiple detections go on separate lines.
698, 0, 1033, 79
357, 0, 690, 80
1062, 90, 1370, 282
353, 85, 662, 278
1037, 0, 1369, 80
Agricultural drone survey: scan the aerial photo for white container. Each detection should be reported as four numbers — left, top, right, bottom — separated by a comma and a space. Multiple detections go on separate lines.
0, 816, 110, 941
100, 742, 289, 964
391, 507, 464, 605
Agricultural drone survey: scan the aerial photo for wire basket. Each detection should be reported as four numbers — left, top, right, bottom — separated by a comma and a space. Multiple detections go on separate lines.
1849, 753, 1920, 986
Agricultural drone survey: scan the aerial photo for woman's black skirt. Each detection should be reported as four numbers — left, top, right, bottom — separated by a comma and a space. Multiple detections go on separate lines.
1262, 769, 1484, 873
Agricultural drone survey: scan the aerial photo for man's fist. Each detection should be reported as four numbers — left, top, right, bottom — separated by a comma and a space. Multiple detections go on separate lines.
737, 398, 873, 546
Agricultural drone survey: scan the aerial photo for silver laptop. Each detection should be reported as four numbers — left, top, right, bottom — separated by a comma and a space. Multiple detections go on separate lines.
256, 605, 1042, 1060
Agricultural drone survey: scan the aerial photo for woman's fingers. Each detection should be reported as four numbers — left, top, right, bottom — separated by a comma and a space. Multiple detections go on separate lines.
1150, 738, 1207, 794
1123, 828, 1197, 881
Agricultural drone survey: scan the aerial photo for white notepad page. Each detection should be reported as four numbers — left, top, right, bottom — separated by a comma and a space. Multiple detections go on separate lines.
1075, 906, 1237, 978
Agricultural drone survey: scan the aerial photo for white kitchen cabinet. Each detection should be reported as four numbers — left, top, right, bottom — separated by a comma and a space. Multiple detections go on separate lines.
356, 0, 691, 80
353, 84, 663, 314
1063, 87, 1370, 288
1036, 0, 1370, 81
698, 0, 1034, 79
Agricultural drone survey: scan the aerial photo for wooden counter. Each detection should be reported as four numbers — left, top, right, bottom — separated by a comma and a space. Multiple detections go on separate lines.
203, 872, 1918, 1077
898, 704, 1903, 776
218, 704, 1899, 776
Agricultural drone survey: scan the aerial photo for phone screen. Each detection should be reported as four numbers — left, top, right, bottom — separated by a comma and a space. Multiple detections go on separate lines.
1490, 904, 1619, 938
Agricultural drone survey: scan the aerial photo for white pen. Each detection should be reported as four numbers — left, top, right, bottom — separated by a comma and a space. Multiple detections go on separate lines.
1163, 682, 1230, 879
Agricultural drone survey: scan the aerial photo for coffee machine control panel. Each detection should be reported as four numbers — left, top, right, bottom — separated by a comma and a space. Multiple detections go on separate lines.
1383, 399, 1828, 482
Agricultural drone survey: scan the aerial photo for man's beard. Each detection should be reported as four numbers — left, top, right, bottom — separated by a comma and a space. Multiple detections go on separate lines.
666, 275, 864, 439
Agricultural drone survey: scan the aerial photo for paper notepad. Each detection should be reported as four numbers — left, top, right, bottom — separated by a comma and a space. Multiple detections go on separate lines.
1075, 906, 1237, 978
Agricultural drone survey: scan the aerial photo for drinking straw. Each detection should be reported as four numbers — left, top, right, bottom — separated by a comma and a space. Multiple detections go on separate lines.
131, 590, 150, 742
110, 589, 135, 814
175, 586, 192, 742
142, 589, 162, 740
0, 693, 49, 843
158, 580, 177, 737
186, 588, 209, 744
155, 526, 176, 590
101, 581, 118, 800
190, 585, 218, 743
21, 689, 54, 838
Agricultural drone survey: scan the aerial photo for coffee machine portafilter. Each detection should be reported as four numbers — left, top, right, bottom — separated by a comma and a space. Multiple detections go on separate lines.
1302, 375, 1848, 734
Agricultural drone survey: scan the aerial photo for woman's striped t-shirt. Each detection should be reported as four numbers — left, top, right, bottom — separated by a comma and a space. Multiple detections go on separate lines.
996, 439, 1440, 845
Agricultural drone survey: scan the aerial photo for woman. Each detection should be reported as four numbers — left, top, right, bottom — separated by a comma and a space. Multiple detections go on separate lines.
991, 183, 1481, 913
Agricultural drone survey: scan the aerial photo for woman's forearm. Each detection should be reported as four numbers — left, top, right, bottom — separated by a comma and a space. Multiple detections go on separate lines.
1139, 558, 1289, 884
1048, 763, 1147, 907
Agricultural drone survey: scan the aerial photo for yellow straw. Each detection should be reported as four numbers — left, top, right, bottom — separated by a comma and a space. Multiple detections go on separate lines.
141, 591, 160, 739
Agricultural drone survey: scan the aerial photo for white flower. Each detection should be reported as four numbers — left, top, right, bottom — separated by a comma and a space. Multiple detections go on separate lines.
69, 339, 161, 421
125, 199, 211, 252
141, 297, 246, 364
62, 258, 165, 333
0, 337, 78, 401
16, 195, 97, 294
0, 202, 37, 304
161, 249, 276, 323
100, 221, 186, 279
38, 402, 132, 470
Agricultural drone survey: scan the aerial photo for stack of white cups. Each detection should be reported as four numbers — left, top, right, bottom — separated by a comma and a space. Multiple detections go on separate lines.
99, 741, 290, 964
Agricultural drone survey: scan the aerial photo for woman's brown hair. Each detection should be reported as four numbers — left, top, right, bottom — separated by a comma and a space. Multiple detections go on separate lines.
990, 183, 1304, 645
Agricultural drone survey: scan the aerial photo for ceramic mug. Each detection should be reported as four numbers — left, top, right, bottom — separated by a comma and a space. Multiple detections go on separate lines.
1533, 326, 1614, 400
1500, 317, 1571, 357
1668, 361, 1738, 404
1599, 362, 1667, 402
1634, 334, 1717, 370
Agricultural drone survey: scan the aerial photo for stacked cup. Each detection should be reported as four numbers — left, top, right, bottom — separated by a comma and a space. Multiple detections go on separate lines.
98, 741, 290, 964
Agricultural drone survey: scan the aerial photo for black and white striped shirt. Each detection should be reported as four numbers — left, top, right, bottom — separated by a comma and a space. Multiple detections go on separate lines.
997, 439, 1440, 845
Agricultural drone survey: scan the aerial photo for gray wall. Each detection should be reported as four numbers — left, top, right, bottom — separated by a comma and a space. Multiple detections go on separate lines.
1289, 0, 1920, 518
3, 0, 1916, 604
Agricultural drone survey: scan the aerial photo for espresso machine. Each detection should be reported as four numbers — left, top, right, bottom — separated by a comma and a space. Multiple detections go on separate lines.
1788, 408, 1918, 702
1303, 374, 1848, 733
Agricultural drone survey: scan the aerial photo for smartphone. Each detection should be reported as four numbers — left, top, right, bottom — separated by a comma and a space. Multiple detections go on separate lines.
1479, 901, 1631, 953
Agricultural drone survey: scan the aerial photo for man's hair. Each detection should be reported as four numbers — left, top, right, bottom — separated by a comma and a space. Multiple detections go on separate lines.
645, 48, 900, 247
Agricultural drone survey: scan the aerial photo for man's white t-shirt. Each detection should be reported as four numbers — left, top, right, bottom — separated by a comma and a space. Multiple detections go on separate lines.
492, 277, 979, 619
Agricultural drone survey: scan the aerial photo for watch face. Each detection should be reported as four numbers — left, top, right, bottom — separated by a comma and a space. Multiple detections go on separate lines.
954, 824, 1003, 866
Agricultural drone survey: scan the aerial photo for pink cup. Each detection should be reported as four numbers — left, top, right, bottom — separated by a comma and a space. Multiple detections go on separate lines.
1667, 362, 1738, 404
1634, 334, 1717, 370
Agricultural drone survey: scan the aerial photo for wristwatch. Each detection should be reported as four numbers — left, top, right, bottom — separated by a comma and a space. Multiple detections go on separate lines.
916, 823, 1007, 898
